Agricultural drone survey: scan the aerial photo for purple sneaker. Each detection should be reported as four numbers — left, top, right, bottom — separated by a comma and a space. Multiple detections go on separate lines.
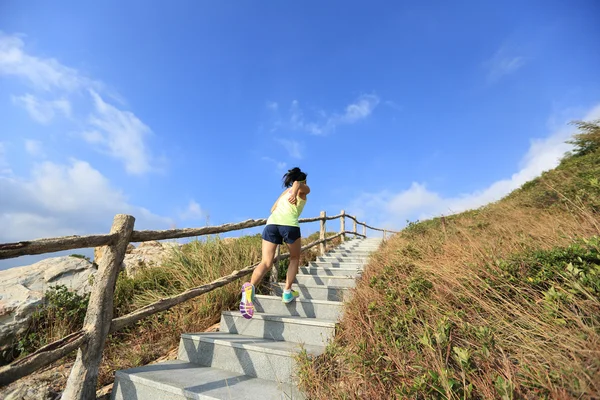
239, 282, 255, 319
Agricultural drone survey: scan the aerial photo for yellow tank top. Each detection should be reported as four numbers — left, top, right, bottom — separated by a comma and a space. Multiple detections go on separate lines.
267, 190, 307, 227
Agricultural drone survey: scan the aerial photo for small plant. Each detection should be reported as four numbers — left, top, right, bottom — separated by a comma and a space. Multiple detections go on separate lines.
16, 285, 89, 356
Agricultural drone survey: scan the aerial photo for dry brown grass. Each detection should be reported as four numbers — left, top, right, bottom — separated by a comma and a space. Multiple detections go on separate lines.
297, 140, 600, 399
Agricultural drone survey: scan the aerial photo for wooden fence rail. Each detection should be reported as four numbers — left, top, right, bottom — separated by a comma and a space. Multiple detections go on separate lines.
0, 209, 392, 398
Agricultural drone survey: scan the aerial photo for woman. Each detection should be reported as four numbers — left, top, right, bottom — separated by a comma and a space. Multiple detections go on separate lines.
240, 167, 310, 319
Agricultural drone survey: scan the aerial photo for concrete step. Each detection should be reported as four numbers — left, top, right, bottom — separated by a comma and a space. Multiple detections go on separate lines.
327, 249, 374, 255
274, 283, 349, 301
254, 295, 343, 319
323, 251, 370, 262
112, 360, 304, 400
178, 333, 324, 384
299, 266, 362, 277
295, 275, 357, 288
219, 311, 335, 346
309, 261, 364, 269
317, 256, 367, 263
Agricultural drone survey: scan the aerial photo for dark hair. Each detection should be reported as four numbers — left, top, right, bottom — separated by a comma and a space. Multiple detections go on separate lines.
282, 167, 307, 188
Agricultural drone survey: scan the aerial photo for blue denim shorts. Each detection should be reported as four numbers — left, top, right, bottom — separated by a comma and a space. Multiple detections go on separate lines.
262, 224, 301, 245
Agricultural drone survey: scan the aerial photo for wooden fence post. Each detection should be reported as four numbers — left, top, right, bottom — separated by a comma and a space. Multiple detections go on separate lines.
61, 214, 135, 400
384, 229, 387, 240
319, 211, 326, 256
270, 245, 280, 294
363, 224, 367, 238
340, 210, 346, 242
353, 219, 357, 236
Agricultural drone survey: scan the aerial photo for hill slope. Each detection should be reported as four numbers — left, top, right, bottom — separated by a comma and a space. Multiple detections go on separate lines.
298, 121, 600, 399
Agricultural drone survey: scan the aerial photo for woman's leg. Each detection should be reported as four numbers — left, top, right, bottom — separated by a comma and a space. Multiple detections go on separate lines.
284, 238, 302, 290
250, 239, 278, 287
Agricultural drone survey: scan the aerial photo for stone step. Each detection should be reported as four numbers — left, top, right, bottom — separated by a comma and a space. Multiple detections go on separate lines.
112, 360, 304, 400
317, 256, 367, 263
327, 250, 374, 255
178, 333, 324, 384
295, 275, 357, 288
323, 251, 370, 262
254, 295, 343, 319
219, 311, 335, 346
299, 266, 362, 277
273, 283, 349, 301
309, 261, 364, 269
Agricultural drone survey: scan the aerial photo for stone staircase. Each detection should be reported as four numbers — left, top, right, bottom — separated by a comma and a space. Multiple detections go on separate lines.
111, 238, 382, 400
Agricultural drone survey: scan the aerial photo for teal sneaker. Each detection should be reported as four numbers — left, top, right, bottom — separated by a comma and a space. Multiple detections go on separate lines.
282, 289, 299, 304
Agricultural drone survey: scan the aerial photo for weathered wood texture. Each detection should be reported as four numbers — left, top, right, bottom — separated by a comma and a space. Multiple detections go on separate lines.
340, 210, 346, 242
0, 330, 87, 386
62, 215, 135, 400
319, 211, 326, 256
0, 214, 347, 260
0, 234, 117, 260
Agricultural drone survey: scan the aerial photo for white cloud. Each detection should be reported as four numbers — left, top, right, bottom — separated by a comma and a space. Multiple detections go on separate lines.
349, 103, 600, 229
24, 139, 44, 157
266, 101, 278, 111
287, 94, 380, 135
277, 138, 303, 159
1, 32, 159, 175
262, 156, 287, 171
180, 200, 204, 221
12, 93, 71, 124
486, 45, 526, 83
88, 90, 154, 175
0, 159, 173, 245
0, 32, 96, 92
0, 142, 13, 176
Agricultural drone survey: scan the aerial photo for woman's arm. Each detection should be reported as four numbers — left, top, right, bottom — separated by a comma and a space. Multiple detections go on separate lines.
288, 181, 310, 204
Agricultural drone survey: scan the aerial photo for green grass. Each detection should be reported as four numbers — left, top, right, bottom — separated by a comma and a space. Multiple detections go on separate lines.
297, 121, 600, 399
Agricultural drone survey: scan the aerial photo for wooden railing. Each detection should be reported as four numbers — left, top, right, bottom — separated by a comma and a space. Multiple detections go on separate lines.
0, 210, 397, 398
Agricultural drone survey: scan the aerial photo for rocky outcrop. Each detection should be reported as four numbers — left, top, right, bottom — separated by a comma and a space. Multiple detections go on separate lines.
95, 241, 182, 277
0, 256, 97, 352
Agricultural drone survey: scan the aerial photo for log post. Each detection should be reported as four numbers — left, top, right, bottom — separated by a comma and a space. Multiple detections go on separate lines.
353, 219, 357, 236
270, 245, 280, 294
340, 210, 346, 242
61, 214, 135, 400
384, 229, 387, 240
319, 211, 326, 256
363, 223, 367, 238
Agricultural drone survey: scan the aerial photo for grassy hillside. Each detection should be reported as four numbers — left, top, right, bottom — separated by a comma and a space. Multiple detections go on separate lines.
10, 230, 343, 390
298, 121, 600, 399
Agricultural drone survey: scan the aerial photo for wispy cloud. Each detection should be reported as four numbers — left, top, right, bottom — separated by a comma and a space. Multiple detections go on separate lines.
262, 156, 287, 172
349, 103, 600, 229
180, 200, 204, 221
0, 32, 98, 92
486, 45, 526, 83
277, 138, 303, 159
0, 142, 12, 176
278, 94, 380, 135
88, 90, 153, 175
24, 139, 44, 157
266, 101, 278, 111
12, 93, 71, 124
0, 32, 159, 175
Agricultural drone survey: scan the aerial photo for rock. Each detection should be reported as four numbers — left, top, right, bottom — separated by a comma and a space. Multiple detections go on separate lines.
4, 382, 60, 400
0, 256, 96, 352
94, 241, 182, 278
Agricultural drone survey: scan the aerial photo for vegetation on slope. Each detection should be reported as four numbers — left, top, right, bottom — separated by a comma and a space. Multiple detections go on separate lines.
10, 229, 343, 389
298, 121, 600, 399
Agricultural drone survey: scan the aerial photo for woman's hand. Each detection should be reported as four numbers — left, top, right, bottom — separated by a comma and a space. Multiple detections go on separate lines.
288, 181, 300, 204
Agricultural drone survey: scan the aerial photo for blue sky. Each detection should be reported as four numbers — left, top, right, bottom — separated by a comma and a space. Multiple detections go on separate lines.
1, 1, 599, 269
